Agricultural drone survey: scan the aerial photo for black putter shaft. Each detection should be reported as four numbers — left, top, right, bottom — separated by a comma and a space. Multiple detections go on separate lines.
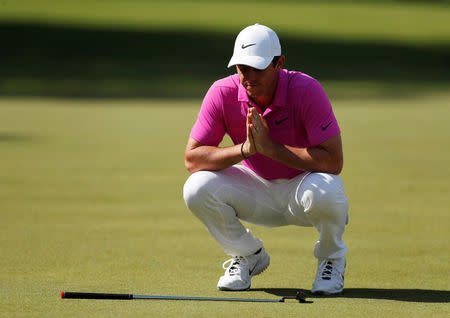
61, 291, 307, 303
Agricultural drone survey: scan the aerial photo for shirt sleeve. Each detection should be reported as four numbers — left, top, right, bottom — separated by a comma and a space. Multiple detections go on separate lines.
189, 83, 226, 146
302, 79, 340, 146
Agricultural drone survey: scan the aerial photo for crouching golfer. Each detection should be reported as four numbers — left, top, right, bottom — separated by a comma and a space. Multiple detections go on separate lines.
183, 24, 349, 295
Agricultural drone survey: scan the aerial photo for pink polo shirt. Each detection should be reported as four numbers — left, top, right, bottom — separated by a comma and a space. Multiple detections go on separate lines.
190, 69, 340, 180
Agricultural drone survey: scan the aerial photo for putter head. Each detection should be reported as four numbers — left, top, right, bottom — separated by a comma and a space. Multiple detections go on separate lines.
281, 291, 309, 303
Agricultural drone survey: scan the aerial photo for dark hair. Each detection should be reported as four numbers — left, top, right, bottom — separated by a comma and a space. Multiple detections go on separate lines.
272, 56, 281, 67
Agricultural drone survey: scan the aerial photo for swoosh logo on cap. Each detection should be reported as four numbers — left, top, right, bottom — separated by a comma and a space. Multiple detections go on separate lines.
241, 43, 256, 49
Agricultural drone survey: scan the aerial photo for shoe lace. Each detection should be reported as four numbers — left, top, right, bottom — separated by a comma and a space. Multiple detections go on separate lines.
222, 256, 248, 276
321, 260, 334, 280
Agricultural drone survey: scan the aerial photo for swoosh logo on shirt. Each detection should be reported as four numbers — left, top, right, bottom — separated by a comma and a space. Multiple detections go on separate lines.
321, 122, 332, 131
241, 43, 256, 49
275, 117, 288, 125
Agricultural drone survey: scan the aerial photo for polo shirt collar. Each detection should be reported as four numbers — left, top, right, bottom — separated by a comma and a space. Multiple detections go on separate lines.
271, 69, 288, 109
238, 80, 250, 103
237, 69, 288, 109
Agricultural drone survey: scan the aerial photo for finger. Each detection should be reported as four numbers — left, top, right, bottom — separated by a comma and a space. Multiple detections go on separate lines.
251, 107, 259, 120
247, 120, 254, 139
253, 111, 267, 133
247, 109, 254, 125
247, 112, 254, 136
247, 112, 257, 143
261, 116, 268, 129
251, 109, 262, 128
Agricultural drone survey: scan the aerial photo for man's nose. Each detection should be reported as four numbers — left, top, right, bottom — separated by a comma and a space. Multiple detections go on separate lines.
244, 69, 258, 81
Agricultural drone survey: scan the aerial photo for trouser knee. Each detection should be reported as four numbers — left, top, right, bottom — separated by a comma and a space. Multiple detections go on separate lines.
183, 170, 238, 223
297, 173, 349, 225
183, 170, 216, 212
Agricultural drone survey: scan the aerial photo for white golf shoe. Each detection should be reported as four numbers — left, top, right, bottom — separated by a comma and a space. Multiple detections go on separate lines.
311, 257, 346, 295
217, 248, 270, 291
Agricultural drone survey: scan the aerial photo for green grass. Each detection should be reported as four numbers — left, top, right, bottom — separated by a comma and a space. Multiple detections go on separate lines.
1, 0, 450, 45
1, 94, 449, 317
0, 0, 449, 316
1, 0, 448, 98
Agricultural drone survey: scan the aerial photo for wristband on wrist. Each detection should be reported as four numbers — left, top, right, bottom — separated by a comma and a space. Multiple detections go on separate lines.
241, 141, 250, 159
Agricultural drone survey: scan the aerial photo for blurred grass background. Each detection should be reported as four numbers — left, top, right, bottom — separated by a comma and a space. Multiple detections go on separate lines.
1, 1, 449, 317
0, 0, 449, 98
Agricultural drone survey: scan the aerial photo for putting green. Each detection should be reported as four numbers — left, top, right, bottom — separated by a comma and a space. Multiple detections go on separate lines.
0, 94, 449, 317
0, 0, 448, 316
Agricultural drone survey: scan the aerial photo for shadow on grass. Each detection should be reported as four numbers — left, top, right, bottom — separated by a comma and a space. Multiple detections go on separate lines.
0, 133, 36, 143
251, 287, 450, 303
1, 22, 449, 98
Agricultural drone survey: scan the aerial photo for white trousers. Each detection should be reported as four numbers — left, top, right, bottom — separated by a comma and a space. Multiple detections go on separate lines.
183, 165, 349, 259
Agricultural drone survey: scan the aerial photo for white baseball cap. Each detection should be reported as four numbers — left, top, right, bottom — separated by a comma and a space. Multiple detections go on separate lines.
227, 24, 281, 70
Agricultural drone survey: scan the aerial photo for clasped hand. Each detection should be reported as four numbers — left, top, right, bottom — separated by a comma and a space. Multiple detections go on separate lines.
242, 107, 275, 158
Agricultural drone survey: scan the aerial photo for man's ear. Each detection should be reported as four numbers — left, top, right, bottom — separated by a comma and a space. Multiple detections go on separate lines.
276, 55, 285, 70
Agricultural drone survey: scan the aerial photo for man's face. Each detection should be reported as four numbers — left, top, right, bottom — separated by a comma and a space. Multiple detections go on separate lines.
236, 58, 283, 100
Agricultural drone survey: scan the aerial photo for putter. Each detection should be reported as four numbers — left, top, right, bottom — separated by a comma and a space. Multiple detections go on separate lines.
61, 291, 309, 303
